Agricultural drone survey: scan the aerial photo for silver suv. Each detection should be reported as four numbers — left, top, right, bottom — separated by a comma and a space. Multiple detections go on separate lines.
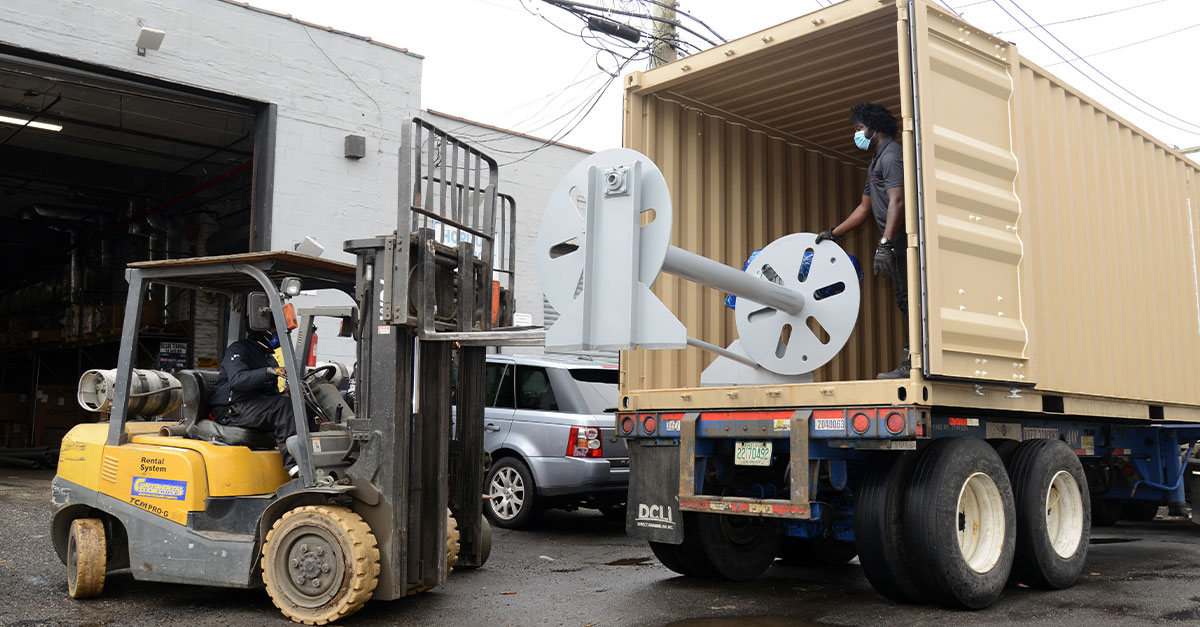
482, 354, 628, 528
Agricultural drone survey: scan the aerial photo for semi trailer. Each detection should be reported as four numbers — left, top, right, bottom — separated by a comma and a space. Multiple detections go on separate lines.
537, 0, 1200, 610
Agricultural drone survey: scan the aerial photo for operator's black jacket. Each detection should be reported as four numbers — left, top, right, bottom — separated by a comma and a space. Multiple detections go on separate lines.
209, 338, 281, 408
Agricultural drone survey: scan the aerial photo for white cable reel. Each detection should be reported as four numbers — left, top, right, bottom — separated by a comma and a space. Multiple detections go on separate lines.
537, 148, 860, 379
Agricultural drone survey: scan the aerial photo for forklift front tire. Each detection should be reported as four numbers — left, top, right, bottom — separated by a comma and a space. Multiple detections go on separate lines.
66, 518, 106, 599
263, 505, 380, 625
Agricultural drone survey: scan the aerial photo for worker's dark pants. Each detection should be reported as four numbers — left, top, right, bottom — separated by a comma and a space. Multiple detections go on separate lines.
220, 395, 296, 467
892, 245, 909, 356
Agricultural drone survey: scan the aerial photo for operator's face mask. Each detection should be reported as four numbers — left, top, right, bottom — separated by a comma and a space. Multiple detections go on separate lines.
267, 332, 281, 350
854, 128, 875, 151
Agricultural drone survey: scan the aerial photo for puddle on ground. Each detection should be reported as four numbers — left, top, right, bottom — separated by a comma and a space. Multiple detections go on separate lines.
663, 618, 828, 627
1090, 537, 1137, 544
606, 556, 653, 566
1162, 607, 1200, 621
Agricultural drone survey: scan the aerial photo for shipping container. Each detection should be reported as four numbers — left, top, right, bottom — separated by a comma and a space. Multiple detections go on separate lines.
617, 0, 1200, 422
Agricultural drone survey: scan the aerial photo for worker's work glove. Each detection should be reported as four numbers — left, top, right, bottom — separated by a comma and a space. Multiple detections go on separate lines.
873, 240, 899, 278
267, 366, 286, 378
815, 229, 842, 244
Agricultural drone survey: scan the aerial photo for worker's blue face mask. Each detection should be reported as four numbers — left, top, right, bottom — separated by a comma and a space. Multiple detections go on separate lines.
854, 128, 874, 151
267, 332, 281, 349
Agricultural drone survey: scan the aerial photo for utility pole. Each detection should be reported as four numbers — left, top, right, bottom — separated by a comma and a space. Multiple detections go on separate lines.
650, 1, 678, 68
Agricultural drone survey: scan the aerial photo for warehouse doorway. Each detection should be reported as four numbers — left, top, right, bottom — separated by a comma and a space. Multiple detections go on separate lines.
0, 49, 272, 448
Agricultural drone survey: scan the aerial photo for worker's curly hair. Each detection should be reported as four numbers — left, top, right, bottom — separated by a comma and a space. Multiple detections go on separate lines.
849, 102, 898, 138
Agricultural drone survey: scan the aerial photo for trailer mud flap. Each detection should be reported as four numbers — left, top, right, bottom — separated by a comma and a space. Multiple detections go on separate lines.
625, 439, 684, 544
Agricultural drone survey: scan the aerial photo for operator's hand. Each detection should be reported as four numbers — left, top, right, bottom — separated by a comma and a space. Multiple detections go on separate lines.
815, 228, 841, 244
267, 366, 286, 378
873, 240, 898, 278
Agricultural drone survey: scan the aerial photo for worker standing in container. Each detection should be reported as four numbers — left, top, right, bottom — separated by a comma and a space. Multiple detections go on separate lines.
816, 102, 908, 379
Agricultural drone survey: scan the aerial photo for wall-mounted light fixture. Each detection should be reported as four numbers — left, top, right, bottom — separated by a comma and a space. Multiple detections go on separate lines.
136, 27, 165, 56
0, 113, 62, 132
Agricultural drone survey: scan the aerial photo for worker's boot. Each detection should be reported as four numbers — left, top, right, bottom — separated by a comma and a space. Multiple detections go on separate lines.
876, 346, 910, 380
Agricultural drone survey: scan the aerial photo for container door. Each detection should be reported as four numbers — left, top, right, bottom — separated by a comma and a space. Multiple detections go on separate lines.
909, 2, 1034, 384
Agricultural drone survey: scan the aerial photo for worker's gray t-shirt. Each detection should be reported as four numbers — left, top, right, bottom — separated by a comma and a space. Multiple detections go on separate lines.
864, 137, 904, 233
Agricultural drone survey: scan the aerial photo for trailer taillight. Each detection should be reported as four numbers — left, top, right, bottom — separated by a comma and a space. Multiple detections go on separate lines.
885, 411, 905, 435
851, 412, 871, 434
567, 426, 603, 458
619, 415, 635, 435
642, 415, 657, 435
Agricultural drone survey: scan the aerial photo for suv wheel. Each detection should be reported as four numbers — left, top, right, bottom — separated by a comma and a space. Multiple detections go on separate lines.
486, 457, 541, 529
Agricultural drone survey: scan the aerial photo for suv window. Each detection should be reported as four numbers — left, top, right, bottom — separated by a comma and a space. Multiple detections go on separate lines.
516, 366, 557, 411
568, 367, 619, 414
486, 363, 515, 408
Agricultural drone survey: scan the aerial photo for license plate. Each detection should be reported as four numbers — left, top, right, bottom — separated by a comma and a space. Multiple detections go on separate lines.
734, 441, 772, 466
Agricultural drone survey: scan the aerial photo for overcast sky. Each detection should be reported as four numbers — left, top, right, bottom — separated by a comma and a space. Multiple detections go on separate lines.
246, 0, 1200, 160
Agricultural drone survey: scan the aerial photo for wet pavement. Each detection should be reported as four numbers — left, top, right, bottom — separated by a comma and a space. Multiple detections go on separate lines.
2, 468, 1199, 626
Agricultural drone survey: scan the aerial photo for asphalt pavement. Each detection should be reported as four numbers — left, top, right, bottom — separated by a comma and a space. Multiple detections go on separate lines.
2, 468, 1199, 626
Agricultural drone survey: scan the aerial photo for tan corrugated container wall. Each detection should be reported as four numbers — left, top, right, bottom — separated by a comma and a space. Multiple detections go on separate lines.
622, 95, 909, 391
1017, 63, 1200, 406
618, 0, 1200, 410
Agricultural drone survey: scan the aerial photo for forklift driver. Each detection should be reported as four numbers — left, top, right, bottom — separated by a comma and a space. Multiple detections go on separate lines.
209, 325, 300, 476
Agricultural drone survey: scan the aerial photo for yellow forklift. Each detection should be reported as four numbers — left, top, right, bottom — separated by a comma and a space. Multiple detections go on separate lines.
50, 119, 536, 624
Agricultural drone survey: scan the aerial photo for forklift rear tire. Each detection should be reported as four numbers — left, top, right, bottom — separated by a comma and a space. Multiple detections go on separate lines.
1090, 497, 1124, 527
479, 516, 493, 565
67, 518, 106, 599
485, 457, 541, 529
446, 508, 460, 573
262, 505, 380, 625
1122, 501, 1160, 522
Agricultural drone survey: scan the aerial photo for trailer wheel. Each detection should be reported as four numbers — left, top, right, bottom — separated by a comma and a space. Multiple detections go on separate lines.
855, 451, 925, 603
262, 505, 380, 625
66, 518, 106, 599
694, 511, 783, 581
1090, 497, 1124, 527
1008, 439, 1090, 589
648, 513, 718, 577
779, 537, 857, 566
485, 457, 541, 529
902, 438, 1016, 609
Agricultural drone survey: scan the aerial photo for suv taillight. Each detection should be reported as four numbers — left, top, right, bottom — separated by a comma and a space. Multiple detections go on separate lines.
567, 426, 603, 458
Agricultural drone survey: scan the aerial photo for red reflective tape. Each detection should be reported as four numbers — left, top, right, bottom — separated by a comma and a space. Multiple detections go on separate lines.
948, 417, 969, 426
661, 412, 685, 421
1073, 449, 1087, 455
813, 409, 845, 420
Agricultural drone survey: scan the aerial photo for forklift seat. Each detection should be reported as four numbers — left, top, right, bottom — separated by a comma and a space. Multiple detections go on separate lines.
178, 370, 275, 449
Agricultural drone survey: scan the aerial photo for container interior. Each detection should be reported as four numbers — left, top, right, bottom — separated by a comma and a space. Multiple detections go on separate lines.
621, 4, 910, 390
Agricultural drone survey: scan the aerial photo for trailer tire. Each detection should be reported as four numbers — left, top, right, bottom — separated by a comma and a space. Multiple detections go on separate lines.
485, 457, 541, 529
779, 537, 857, 566
1008, 439, 1090, 589
694, 511, 782, 581
903, 438, 1015, 609
986, 438, 1020, 467
1090, 497, 1124, 527
855, 450, 926, 604
648, 513, 718, 578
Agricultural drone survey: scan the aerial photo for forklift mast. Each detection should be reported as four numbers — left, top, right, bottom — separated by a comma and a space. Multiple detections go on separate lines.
344, 118, 539, 599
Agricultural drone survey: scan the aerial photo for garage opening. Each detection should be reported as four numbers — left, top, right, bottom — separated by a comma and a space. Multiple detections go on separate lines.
0, 51, 268, 449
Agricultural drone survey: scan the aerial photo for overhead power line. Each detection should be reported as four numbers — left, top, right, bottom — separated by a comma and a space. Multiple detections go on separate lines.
991, 0, 1200, 136
1045, 22, 1200, 67
995, 0, 1168, 35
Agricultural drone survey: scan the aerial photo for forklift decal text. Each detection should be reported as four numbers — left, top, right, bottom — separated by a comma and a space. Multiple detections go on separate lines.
132, 477, 187, 501
635, 503, 675, 529
130, 497, 170, 518
139, 456, 167, 473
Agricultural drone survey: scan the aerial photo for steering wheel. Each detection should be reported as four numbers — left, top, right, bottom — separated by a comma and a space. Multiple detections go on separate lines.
299, 365, 338, 424
303, 364, 339, 385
